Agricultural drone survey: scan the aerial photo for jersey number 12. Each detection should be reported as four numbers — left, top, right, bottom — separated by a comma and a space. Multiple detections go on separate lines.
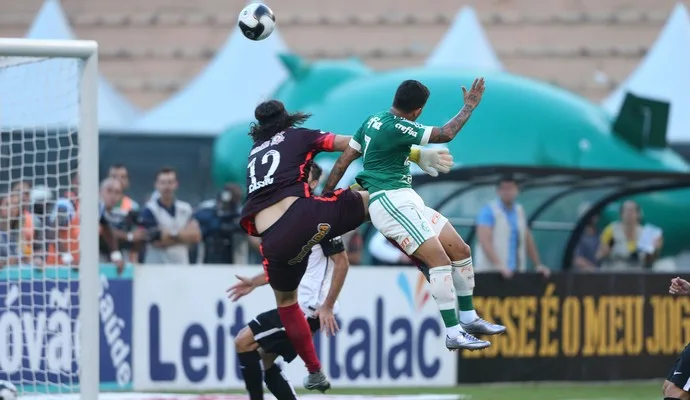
248, 150, 281, 186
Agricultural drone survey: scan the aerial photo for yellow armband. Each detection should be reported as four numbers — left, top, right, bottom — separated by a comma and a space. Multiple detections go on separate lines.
409, 147, 421, 163
349, 183, 363, 191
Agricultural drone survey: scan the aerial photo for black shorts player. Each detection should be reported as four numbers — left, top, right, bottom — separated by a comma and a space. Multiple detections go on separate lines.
240, 101, 366, 292
231, 235, 348, 400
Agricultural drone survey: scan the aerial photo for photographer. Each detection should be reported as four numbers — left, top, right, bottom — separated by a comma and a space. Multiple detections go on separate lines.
192, 184, 244, 264
138, 167, 201, 265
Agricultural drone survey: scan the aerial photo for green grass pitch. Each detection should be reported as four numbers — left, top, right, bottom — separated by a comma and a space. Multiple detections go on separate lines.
284, 381, 663, 399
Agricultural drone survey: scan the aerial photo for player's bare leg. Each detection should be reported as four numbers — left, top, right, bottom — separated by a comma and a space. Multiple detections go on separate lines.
412, 237, 490, 351
663, 379, 690, 399
437, 222, 506, 336
273, 289, 330, 392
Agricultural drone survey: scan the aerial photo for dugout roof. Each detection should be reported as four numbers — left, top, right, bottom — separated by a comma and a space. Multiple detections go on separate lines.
411, 165, 690, 270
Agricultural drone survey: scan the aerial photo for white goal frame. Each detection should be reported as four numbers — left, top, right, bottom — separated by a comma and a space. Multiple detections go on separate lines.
0, 38, 100, 400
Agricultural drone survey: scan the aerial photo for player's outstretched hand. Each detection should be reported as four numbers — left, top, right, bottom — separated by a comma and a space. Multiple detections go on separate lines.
315, 306, 339, 337
669, 277, 690, 295
418, 147, 454, 177
226, 275, 255, 302
462, 77, 485, 110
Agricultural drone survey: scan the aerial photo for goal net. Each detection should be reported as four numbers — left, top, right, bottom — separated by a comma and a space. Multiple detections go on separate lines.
0, 39, 100, 400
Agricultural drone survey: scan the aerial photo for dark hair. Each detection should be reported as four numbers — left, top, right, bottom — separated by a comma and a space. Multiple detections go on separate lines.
498, 174, 518, 186
155, 166, 176, 180
249, 100, 312, 142
393, 80, 430, 113
110, 163, 127, 170
309, 162, 323, 182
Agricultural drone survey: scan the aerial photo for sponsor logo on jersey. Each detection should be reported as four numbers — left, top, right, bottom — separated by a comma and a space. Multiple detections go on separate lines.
367, 117, 383, 130
431, 212, 441, 224
289, 223, 332, 265
395, 123, 418, 138
400, 237, 411, 250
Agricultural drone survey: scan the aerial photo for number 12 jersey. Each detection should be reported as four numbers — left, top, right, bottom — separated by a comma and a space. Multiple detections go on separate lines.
240, 128, 335, 236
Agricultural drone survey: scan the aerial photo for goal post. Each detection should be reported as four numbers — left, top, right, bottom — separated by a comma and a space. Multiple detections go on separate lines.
0, 38, 99, 400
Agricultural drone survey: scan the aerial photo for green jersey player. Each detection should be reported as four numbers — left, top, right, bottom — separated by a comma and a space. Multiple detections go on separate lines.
324, 78, 505, 351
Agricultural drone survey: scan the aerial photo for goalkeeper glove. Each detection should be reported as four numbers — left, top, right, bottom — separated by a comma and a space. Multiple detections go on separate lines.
410, 147, 454, 177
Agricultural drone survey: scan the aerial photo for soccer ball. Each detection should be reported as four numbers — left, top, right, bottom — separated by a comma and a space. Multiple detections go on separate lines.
238, 3, 276, 41
0, 381, 18, 400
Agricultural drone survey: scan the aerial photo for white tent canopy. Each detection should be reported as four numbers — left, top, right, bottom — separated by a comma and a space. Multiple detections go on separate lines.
130, 25, 289, 135
1, 0, 141, 130
603, 3, 690, 144
426, 6, 502, 70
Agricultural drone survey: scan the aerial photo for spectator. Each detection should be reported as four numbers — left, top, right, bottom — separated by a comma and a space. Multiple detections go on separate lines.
46, 176, 125, 271
193, 184, 244, 264
107, 164, 144, 262
342, 229, 364, 265
11, 181, 36, 261
99, 177, 141, 265
108, 163, 140, 213
46, 172, 82, 267
474, 175, 550, 279
29, 185, 53, 263
368, 231, 414, 266
139, 167, 201, 264
0, 193, 25, 267
597, 200, 663, 269
573, 214, 601, 271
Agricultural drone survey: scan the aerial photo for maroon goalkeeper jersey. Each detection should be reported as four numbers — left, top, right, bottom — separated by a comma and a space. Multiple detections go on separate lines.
240, 128, 335, 236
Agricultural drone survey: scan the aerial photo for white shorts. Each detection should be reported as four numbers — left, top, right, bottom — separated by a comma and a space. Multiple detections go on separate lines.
369, 188, 449, 255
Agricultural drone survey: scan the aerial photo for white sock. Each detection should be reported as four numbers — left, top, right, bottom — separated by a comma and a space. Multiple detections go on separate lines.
429, 266, 465, 337
459, 310, 479, 324
446, 324, 463, 338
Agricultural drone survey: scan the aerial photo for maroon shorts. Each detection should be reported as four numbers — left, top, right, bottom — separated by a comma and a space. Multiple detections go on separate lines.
260, 189, 365, 292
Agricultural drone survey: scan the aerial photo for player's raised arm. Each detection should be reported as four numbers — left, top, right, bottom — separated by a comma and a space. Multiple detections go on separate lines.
332, 135, 352, 152
324, 146, 361, 191
428, 78, 485, 144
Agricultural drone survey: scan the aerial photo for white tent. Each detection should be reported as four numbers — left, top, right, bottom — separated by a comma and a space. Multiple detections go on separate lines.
130, 25, 289, 135
3, 0, 141, 130
426, 6, 502, 70
603, 3, 690, 144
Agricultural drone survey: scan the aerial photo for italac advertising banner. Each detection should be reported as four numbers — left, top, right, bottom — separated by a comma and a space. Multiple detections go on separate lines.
0, 265, 133, 393
133, 265, 457, 390
458, 272, 687, 382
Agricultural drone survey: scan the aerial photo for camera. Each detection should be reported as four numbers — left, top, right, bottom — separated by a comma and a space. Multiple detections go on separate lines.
146, 227, 162, 242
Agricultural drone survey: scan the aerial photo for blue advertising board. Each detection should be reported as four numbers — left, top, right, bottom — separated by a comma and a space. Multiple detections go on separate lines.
0, 265, 133, 392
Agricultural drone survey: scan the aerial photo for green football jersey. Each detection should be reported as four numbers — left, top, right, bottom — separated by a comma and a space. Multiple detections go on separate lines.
350, 111, 432, 193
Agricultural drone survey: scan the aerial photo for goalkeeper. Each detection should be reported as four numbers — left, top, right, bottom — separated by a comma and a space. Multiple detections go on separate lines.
324, 78, 504, 351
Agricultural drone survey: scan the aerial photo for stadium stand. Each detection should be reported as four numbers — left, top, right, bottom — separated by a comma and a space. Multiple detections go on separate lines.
0, 0, 682, 108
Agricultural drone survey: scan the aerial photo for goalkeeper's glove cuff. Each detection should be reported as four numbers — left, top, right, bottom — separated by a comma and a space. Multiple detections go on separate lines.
409, 147, 421, 163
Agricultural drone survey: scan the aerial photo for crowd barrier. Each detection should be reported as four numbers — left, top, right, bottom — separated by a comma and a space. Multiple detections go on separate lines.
0, 265, 686, 391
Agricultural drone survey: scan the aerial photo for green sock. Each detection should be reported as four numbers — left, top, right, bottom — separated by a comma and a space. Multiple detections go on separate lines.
440, 308, 459, 327
457, 295, 474, 312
